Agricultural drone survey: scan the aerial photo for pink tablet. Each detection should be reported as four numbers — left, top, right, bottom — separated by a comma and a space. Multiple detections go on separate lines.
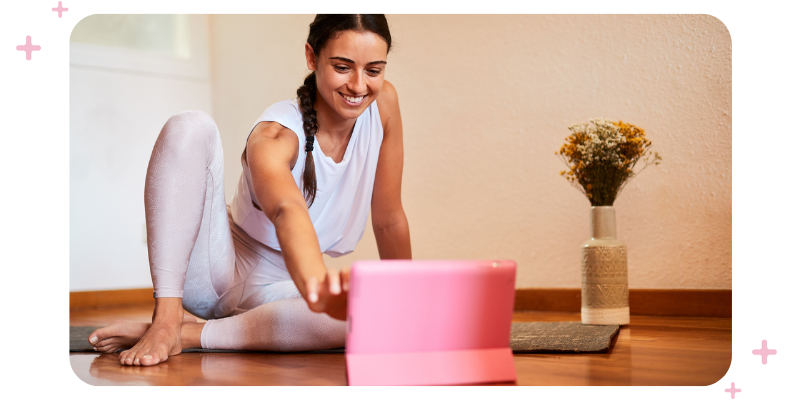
345, 259, 517, 386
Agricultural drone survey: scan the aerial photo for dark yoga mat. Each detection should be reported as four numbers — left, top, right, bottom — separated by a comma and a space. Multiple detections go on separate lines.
70, 322, 619, 354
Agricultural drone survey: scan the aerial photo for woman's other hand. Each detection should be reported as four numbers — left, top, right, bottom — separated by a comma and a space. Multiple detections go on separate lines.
305, 266, 351, 321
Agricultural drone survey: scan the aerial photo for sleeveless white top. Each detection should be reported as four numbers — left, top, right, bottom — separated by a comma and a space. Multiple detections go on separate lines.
230, 98, 384, 257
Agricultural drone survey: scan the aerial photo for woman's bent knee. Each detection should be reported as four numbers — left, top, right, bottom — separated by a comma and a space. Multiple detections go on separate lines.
160, 110, 220, 146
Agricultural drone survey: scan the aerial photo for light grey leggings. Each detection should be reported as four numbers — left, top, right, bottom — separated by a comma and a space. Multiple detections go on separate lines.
145, 110, 345, 351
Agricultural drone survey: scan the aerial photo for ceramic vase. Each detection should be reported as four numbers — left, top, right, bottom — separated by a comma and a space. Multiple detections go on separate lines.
581, 206, 630, 325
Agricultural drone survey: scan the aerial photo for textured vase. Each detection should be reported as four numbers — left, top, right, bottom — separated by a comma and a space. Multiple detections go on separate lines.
581, 206, 630, 325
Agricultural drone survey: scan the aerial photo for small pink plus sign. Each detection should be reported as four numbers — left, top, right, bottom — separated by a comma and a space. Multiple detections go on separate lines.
52, 2, 68, 18
752, 339, 777, 364
725, 382, 741, 399
16, 36, 41, 61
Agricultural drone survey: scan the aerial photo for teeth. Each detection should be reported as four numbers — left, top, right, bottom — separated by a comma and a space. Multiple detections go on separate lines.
343, 94, 364, 103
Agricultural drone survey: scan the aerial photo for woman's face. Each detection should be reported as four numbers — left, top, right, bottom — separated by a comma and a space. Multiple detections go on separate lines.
306, 30, 389, 122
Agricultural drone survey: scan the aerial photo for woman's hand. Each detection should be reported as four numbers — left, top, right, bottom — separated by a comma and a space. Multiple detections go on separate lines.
305, 266, 351, 321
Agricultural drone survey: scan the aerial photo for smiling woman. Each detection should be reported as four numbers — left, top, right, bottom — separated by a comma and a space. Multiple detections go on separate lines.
295, 16, 392, 206
86, 14, 412, 367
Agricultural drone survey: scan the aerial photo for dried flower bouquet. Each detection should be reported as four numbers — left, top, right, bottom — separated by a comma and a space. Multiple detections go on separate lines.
557, 119, 661, 206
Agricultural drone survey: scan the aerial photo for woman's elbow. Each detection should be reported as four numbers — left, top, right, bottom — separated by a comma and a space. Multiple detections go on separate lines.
372, 210, 408, 233
268, 200, 307, 226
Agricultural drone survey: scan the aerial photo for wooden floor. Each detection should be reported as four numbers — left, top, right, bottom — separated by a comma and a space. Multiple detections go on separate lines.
70, 305, 731, 386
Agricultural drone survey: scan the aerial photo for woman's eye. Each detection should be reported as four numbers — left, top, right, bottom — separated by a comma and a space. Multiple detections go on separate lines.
368, 69, 382, 76
334, 66, 349, 72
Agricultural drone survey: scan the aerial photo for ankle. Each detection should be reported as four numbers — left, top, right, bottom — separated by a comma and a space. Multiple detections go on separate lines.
150, 320, 181, 332
152, 297, 185, 324
181, 321, 205, 349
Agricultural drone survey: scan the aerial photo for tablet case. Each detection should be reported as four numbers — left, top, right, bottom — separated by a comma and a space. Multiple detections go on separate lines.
345, 259, 517, 386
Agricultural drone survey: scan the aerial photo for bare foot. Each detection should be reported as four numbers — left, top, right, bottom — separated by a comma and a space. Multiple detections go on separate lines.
117, 318, 183, 366
88, 320, 151, 354
88, 311, 204, 367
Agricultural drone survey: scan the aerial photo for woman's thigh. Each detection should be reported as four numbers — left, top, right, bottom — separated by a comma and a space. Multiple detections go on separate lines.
236, 280, 303, 313
181, 205, 237, 320
184, 209, 300, 319
231, 222, 301, 313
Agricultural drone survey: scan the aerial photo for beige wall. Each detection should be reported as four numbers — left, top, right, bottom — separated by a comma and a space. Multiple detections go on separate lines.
209, 15, 731, 289
70, 15, 213, 291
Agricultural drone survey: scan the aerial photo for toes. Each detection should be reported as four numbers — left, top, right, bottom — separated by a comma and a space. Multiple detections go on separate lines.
139, 354, 159, 366
93, 338, 116, 348
119, 343, 152, 366
89, 321, 124, 346
119, 350, 133, 365
140, 343, 171, 366
96, 344, 116, 353
133, 347, 152, 366
88, 327, 105, 346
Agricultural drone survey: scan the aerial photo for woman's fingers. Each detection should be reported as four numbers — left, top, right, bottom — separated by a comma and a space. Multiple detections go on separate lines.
306, 268, 349, 315
328, 269, 341, 295
341, 266, 351, 292
306, 274, 333, 313
306, 275, 319, 304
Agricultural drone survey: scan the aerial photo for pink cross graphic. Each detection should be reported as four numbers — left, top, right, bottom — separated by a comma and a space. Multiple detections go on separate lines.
52, 2, 68, 18
16, 36, 41, 61
752, 339, 777, 364
725, 382, 741, 399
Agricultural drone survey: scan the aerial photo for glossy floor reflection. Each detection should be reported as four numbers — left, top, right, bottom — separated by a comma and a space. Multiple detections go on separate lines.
70, 305, 731, 386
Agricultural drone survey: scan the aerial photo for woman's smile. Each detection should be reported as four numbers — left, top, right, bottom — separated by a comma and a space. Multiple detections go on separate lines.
339, 92, 366, 106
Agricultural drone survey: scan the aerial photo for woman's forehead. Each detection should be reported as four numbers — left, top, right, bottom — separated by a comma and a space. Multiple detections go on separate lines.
321, 30, 388, 61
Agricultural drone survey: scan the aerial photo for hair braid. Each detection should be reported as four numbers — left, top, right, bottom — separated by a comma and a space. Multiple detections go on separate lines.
297, 72, 319, 207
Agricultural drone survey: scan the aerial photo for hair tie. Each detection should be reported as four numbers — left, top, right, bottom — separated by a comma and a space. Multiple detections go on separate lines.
305, 135, 315, 152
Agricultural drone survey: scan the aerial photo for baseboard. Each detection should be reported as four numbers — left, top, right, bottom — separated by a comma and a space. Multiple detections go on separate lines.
70, 288, 155, 310
70, 287, 732, 318
514, 288, 732, 318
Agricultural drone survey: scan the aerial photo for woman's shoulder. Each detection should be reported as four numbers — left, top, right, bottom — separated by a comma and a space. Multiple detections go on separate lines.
253, 98, 303, 138
377, 81, 398, 110
376, 80, 399, 130
247, 119, 300, 171
261, 98, 302, 121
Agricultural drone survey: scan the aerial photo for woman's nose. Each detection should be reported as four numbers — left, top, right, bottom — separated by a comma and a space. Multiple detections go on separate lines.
348, 71, 367, 94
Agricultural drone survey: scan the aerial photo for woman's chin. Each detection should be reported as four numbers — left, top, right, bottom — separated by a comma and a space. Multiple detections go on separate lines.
335, 103, 368, 120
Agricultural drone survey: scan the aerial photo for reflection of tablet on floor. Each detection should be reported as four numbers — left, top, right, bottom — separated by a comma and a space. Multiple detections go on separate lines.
345, 259, 517, 386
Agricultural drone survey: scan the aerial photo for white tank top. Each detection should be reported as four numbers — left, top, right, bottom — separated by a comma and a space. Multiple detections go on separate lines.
230, 98, 384, 257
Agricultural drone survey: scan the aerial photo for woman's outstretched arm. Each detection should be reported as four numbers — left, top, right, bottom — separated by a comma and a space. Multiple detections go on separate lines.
372, 80, 412, 259
247, 122, 346, 320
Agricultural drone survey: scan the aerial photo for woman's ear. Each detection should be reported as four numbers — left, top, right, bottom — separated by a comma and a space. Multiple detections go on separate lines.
305, 43, 317, 71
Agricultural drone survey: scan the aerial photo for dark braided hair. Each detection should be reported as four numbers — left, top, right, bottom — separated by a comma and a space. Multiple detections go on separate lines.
297, 14, 392, 207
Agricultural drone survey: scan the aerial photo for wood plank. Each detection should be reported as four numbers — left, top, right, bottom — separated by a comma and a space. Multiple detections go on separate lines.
514, 288, 731, 318
70, 288, 155, 311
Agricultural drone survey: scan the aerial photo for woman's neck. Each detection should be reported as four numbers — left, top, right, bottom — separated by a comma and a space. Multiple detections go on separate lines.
313, 94, 357, 141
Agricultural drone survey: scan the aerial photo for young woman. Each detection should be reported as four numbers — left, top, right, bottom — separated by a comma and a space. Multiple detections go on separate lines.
87, 14, 411, 367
